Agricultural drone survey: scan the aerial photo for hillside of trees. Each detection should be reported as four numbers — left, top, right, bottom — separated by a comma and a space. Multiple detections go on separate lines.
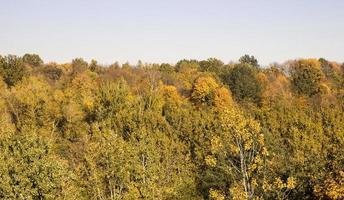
0, 54, 343, 199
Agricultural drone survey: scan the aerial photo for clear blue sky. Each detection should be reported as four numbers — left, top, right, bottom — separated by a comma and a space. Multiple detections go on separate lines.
1, 0, 343, 65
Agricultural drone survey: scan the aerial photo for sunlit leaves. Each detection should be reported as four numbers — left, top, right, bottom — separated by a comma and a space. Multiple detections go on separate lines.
0, 54, 343, 199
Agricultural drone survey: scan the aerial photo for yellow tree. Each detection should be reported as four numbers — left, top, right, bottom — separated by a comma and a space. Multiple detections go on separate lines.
0, 78, 15, 139
221, 108, 265, 199
7, 76, 57, 132
205, 107, 267, 199
191, 76, 233, 108
191, 76, 218, 105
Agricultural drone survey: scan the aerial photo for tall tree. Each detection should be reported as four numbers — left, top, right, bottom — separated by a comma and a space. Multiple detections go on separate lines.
239, 54, 259, 68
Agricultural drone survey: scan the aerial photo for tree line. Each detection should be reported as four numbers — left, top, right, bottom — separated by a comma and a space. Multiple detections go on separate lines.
0, 53, 343, 199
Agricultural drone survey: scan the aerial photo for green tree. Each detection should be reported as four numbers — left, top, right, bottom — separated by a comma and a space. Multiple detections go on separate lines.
199, 58, 224, 74
89, 59, 98, 72
44, 64, 63, 81
0, 55, 26, 86
239, 54, 259, 68
22, 53, 43, 67
0, 130, 79, 199
223, 64, 264, 103
159, 63, 175, 73
175, 59, 200, 73
290, 59, 324, 96
256, 98, 337, 198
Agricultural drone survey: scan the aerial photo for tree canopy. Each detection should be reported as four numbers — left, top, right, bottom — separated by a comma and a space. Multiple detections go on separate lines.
0, 54, 343, 199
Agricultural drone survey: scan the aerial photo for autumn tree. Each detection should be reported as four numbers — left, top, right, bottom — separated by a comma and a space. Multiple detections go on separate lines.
191, 76, 232, 107
212, 107, 266, 199
6, 77, 58, 132
0, 54, 342, 199
191, 76, 219, 105
122, 62, 131, 70
71, 58, 88, 76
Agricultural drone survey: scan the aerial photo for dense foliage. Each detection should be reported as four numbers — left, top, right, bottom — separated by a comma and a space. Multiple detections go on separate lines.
0, 54, 343, 199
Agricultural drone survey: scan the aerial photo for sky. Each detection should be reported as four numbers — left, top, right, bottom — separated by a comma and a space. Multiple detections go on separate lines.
1, 0, 344, 65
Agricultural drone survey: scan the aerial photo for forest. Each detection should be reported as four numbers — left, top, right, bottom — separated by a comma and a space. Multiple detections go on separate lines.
0, 54, 343, 200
